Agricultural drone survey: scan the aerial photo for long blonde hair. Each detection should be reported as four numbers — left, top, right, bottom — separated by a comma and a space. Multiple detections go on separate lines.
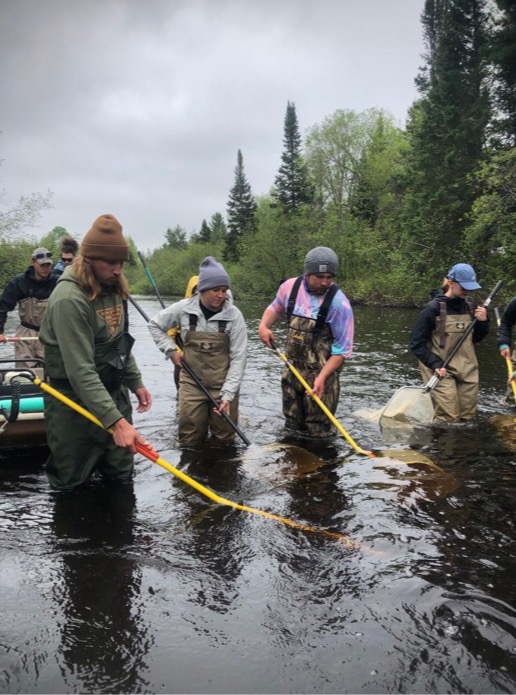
73, 254, 129, 301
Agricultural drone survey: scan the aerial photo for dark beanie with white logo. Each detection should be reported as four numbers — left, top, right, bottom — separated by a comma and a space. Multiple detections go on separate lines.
304, 247, 338, 276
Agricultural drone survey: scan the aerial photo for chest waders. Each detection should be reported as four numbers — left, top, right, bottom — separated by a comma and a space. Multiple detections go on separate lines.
283, 278, 341, 437
419, 302, 478, 422
15, 296, 48, 366
45, 300, 136, 489
177, 315, 238, 446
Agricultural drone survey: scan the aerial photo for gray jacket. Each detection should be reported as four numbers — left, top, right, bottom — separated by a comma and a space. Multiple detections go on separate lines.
148, 293, 247, 402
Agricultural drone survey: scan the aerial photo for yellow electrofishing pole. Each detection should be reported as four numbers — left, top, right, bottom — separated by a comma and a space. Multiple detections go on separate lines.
494, 307, 516, 404
30, 375, 379, 553
269, 340, 375, 459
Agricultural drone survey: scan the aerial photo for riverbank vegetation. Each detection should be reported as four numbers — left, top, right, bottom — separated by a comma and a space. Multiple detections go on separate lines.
1, 0, 515, 306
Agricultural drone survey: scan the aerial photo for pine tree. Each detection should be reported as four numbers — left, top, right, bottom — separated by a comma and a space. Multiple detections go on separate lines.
273, 101, 314, 215
209, 212, 227, 244
198, 219, 211, 243
403, 0, 490, 263
490, 0, 516, 146
164, 225, 187, 249
224, 149, 257, 262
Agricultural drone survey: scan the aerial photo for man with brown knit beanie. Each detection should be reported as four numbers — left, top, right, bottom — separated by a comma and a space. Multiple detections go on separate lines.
40, 214, 153, 489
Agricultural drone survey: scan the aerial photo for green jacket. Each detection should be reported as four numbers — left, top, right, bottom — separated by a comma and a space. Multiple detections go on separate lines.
39, 269, 144, 428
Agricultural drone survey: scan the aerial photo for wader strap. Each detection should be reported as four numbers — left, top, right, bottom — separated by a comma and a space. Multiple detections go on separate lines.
286, 277, 303, 320
439, 301, 447, 348
187, 314, 227, 333
123, 299, 129, 332
20, 321, 40, 331
313, 284, 339, 340
465, 298, 475, 318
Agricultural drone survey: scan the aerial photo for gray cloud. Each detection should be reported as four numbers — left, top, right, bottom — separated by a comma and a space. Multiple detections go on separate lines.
0, 0, 425, 250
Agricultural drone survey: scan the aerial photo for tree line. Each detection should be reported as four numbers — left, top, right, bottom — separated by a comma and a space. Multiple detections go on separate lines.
1, 0, 515, 306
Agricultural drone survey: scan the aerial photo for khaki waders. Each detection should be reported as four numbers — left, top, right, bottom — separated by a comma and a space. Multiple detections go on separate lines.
15, 297, 48, 367
419, 309, 478, 422
178, 329, 238, 445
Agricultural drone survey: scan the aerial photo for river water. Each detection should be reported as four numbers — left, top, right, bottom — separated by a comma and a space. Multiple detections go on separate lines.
1, 298, 515, 694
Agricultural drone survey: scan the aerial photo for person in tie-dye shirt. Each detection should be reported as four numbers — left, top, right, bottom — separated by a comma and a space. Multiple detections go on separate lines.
258, 247, 354, 438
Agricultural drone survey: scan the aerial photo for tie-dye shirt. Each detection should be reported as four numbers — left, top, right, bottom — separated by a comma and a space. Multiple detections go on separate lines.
268, 276, 354, 358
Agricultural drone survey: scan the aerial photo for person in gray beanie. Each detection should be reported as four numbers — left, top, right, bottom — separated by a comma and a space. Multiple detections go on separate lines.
258, 246, 354, 438
148, 256, 247, 446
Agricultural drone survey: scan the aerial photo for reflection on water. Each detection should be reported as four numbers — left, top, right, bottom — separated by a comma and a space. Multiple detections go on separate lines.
0, 300, 515, 693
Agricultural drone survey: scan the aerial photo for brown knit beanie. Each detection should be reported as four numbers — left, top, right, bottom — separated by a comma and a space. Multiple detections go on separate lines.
80, 214, 129, 262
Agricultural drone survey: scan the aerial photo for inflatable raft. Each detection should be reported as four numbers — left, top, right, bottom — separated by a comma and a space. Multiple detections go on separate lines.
0, 362, 46, 448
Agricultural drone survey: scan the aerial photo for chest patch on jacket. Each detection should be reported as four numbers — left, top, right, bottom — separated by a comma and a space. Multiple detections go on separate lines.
96, 305, 123, 335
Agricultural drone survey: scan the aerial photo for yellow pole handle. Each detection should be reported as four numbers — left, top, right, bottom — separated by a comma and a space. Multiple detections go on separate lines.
33, 377, 379, 553
504, 356, 516, 403
273, 348, 375, 459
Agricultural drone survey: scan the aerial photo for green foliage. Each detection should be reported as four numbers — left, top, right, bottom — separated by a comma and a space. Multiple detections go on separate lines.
272, 101, 314, 216
0, 241, 34, 290
305, 108, 388, 224
164, 225, 188, 250
402, 0, 491, 262
490, 0, 516, 145
225, 149, 257, 262
39, 226, 69, 256
198, 219, 211, 244
209, 212, 227, 244
462, 148, 516, 296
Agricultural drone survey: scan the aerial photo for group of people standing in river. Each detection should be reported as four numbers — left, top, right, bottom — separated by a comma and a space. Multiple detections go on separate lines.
1, 212, 515, 490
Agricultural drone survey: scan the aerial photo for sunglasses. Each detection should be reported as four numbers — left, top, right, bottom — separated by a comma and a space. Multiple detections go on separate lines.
61, 257, 74, 264
33, 252, 53, 260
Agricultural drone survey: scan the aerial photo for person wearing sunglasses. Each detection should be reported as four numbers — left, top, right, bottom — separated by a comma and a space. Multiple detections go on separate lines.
0, 246, 58, 367
53, 236, 79, 276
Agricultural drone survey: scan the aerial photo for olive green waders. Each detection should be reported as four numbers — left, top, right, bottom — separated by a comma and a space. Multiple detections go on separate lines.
283, 316, 340, 438
419, 310, 478, 422
45, 381, 134, 489
178, 330, 238, 446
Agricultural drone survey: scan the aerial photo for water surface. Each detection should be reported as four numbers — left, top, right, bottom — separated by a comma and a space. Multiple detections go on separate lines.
0, 299, 515, 694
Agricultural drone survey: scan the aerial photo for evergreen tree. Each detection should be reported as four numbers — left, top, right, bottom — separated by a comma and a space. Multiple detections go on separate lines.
225, 149, 257, 262
209, 212, 227, 244
272, 101, 314, 215
164, 225, 188, 249
490, 0, 516, 146
402, 0, 490, 269
198, 219, 211, 243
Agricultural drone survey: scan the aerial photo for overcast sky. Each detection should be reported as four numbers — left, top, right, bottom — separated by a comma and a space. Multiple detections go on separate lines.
0, 0, 426, 251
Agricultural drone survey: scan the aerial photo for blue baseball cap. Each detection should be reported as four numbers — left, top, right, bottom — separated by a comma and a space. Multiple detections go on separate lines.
447, 263, 481, 290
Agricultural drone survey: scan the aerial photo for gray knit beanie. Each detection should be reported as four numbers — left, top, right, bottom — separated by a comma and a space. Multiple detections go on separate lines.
197, 256, 230, 292
304, 247, 338, 276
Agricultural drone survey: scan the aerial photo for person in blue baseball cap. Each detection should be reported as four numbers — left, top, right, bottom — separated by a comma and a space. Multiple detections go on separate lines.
446, 263, 482, 291
409, 262, 489, 422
